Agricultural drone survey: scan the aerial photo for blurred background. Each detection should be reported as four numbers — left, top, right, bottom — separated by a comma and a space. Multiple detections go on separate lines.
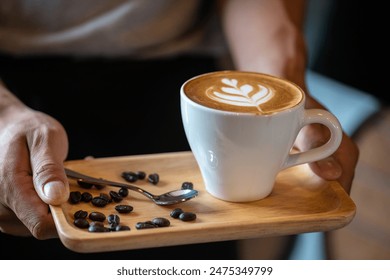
290, 0, 389, 260
310, 0, 387, 104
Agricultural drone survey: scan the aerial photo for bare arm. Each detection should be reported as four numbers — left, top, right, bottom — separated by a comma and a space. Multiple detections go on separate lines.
221, 0, 306, 84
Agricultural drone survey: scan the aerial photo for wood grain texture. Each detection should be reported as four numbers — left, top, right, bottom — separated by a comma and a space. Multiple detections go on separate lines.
50, 151, 356, 253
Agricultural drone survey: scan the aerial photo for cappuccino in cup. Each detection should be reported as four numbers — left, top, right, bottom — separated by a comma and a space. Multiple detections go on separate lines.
181, 71, 342, 202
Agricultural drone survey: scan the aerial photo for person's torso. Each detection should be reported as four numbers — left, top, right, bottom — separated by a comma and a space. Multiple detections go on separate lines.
0, 0, 221, 57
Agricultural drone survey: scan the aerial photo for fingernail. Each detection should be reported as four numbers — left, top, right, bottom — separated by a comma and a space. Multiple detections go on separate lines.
316, 157, 342, 179
43, 180, 66, 199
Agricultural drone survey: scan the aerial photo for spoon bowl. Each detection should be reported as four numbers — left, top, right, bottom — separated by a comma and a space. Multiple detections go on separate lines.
64, 168, 198, 205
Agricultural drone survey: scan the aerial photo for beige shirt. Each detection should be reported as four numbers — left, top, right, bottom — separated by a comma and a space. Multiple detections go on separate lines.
0, 0, 225, 58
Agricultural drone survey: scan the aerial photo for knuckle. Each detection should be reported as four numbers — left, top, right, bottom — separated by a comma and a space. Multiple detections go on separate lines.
33, 161, 65, 187
34, 161, 61, 176
19, 208, 49, 240
31, 220, 48, 240
26, 113, 67, 149
30, 214, 56, 240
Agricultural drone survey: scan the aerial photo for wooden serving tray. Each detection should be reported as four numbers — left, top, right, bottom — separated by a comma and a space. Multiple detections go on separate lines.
50, 151, 356, 253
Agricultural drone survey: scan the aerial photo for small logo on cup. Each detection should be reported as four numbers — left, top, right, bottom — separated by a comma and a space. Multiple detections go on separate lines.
207, 78, 274, 112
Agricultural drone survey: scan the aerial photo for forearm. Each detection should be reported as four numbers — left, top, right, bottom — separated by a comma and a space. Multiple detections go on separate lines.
220, 0, 314, 104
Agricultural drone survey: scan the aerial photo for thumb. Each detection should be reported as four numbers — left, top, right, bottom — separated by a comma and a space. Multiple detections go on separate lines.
32, 160, 70, 206
28, 116, 70, 205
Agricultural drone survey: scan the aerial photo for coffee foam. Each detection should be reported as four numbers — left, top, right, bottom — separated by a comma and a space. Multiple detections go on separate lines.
183, 71, 303, 114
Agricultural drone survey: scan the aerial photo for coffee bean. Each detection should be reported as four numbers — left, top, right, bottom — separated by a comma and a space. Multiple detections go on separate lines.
107, 214, 120, 224
181, 182, 194, 190
77, 180, 93, 189
74, 210, 88, 219
121, 171, 138, 182
135, 222, 157, 229
152, 217, 170, 227
108, 222, 119, 231
77, 180, 104, 190
170, 208, 184, 219
74, 218, 89, 229
115, 225, 131, 231
69, 191, 82, 204
94, 183, 105, 190
99, 193, 112, 203
89, 221, 104, 227
89, 211, 106, 222
136, 171, 146, 180
115, 204, 134, 213
91, 197, 108, 207
88, 223, 110, 233
81, 192, 93, 202
109, 191, 123, 203
179, 212, 197, 221
118, 187, 129, 197
148, 173, 159, 185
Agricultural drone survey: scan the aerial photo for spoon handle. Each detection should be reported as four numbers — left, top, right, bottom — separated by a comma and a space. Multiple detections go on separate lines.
64, 168, 155, 200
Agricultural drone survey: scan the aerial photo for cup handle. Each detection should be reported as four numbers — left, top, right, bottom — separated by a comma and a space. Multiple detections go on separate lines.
282, 109, 343, 170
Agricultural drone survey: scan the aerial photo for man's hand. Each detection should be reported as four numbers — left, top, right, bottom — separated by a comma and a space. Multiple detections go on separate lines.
295, 95, 359, 194
0, 86, 69, 239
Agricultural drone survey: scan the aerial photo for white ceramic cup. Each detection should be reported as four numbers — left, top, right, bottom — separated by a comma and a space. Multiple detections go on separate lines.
181, 71, 342, 202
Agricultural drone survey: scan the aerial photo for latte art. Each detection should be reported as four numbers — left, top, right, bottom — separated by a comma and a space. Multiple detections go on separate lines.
183, 71, 303, 114
207, 78, 274, 113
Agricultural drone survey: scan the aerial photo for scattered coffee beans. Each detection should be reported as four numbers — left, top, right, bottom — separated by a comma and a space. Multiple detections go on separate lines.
70, 169, 198, 235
